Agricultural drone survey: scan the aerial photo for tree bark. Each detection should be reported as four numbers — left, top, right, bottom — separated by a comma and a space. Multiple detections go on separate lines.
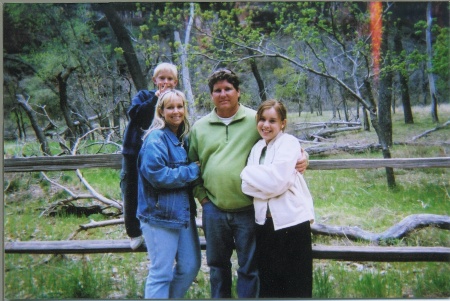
100, 3, 147, 91
13, 108, 25, 140
378, 22, 393, 147
426, 2, 439, 123
57, 67, 78, 149
248, 50, 267, 102
393, 24, 414, 124
16, 95, 52, 155
174, 3, 195, 117
378, 9, 396, 187
362, 78, 376, 132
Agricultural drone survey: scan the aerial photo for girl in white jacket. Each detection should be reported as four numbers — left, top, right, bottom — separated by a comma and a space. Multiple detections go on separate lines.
240, 99, 315, 298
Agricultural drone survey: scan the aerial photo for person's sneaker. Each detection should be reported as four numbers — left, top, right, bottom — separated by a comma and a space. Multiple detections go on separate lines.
130, 236, 144, 250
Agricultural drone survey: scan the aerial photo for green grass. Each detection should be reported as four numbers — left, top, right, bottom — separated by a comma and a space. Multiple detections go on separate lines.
5, 254, 115, 299
4, 104, 450, 298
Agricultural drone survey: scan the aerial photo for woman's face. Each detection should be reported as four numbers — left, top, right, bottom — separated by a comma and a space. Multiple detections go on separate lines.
211, 80, 240, 118
257, 107, 286, 144
161, 96, 185, 134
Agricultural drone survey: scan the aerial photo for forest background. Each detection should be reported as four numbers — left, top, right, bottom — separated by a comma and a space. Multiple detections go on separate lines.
2, 1, 450, 299
3, 2, 449, 154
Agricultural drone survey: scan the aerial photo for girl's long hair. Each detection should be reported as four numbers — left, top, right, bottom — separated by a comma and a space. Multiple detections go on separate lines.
256, 99, 288, 132
142, 89, 191, 140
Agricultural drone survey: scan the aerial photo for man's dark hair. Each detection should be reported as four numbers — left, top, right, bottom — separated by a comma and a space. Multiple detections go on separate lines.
207, 69, 240, 93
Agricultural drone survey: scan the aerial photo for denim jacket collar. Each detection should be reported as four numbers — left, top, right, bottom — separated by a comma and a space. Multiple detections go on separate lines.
163, 127, 183, 146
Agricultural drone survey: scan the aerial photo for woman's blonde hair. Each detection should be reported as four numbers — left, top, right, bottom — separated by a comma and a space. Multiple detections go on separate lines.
142, 89, 190, 140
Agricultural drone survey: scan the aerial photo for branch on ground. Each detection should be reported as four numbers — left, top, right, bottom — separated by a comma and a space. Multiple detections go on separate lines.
411, 120, 450, 141
312, 214, 450, 243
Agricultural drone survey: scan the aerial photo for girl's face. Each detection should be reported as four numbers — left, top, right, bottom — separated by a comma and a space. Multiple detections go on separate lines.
153, 69, 178, 92
257, 107, 286, 144
161, 96, 185, 134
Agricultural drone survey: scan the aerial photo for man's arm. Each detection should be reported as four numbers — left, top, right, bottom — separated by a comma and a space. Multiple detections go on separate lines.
296, 148, 309, 174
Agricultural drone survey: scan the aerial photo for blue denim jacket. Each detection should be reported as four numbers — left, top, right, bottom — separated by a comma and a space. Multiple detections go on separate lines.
137, 127, 200, 229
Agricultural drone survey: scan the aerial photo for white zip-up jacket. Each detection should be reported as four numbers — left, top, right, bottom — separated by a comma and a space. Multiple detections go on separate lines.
240, 132, 315, 231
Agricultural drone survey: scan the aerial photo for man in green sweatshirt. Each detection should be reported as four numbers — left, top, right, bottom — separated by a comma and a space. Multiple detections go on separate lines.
188, 69, 308, 298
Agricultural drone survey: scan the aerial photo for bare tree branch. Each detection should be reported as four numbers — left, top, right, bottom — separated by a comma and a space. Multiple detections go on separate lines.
411, 120, 450, 141
312, 214, 450, 243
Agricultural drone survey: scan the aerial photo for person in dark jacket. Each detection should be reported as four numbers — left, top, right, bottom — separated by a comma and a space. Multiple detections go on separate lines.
137, 89, 201, 298
120, 62, 179, 249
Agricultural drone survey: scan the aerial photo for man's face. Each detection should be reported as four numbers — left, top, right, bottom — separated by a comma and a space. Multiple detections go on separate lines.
211, 80, 240, 118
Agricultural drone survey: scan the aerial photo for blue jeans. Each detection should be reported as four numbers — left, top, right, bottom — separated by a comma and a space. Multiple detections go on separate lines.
120, 155, 142, 238
202, 201, 259, 298
141, 217, 201, 298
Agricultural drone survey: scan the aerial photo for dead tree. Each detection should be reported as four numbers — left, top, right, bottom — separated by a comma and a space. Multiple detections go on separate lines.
16, 94, 52, 155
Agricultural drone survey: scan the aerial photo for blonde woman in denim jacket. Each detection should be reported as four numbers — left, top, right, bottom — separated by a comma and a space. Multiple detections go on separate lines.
240, 99, 315, 298
137, 90, 200, 299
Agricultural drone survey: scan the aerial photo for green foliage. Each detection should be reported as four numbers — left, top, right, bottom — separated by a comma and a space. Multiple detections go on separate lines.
273, 64, 306, 103
114, 47, 124, 55
433, 27, 450, 91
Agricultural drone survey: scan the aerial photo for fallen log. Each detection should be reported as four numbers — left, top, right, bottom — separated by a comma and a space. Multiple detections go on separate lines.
70, 214, 449, 244
305, 143, 382, 155
311, 214, 450, 242
295, 121, 361, 130
314, 126, 362, 138
411, 120, 450, 141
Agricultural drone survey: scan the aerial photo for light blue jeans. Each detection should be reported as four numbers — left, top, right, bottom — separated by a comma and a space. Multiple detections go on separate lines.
140, 217, 201, 299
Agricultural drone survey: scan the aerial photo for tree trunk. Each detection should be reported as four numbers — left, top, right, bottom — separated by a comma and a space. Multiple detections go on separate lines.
421, 68, 429, 105
426, 2, 439, 123
100, 3, 147, 91
305, 77, 312, 115
57, 67, 78, 149
174, 3, 196, 117
342, 97, 349, 121
398, 72, 414, 123
16, 95, 52, 155
360, 67, 376, 134
377, 11, 396, 188
378, 17, 393, 148
248, 50, 267, 102
362, 107, 370, 131
13, 108, 25, 140
393, 25, 414, 124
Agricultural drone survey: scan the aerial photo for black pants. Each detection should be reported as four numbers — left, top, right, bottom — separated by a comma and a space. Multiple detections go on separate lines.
120, 154, 142, 238
256, 219, 313, 298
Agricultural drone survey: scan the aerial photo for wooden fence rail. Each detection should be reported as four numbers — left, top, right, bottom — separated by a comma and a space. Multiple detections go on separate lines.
4, 154, 450, 172
5, 239, 450, 262
4, 154, 450, 262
